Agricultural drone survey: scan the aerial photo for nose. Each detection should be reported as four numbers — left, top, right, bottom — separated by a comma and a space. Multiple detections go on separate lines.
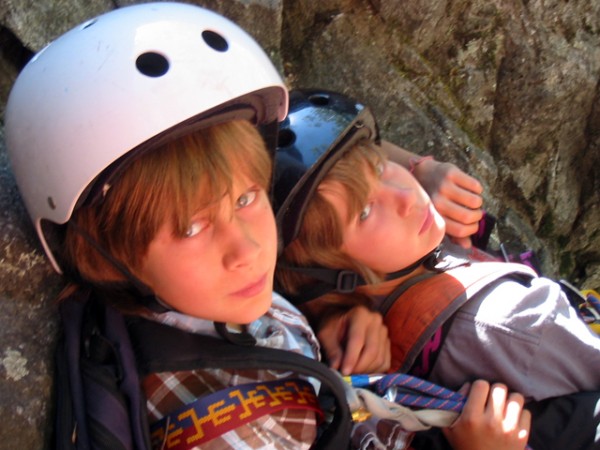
381, 183, 416, 217
220, 216, 261, 271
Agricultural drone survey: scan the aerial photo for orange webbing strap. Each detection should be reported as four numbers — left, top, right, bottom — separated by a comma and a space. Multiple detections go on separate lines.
383, 262, 537, 373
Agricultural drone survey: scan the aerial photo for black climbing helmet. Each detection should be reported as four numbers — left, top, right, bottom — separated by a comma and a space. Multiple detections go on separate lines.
272, 88, 380, 249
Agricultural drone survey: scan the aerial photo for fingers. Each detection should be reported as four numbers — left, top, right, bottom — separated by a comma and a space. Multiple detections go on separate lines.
430, 180, 483, 242
437, 177, 484, 210
345, 316, 390, 374
334, 314, 364, 374
486, 383, 531, 448
503, 391, 525, 431
340, 307, 390, 374
502, 390, 531, 445
444, 380, 531, 450
420, 161, 483, 200
412, 158, 487, 243
461, 379, 491, 417
423, 162, 484, 241
489, 383, 509, 421
443, 214, 481, 239
316, 315, 347, 371
318, 306, 391, 375
517, 406, 531, 442
431, 190, 483, 226
449, 168, 484, 197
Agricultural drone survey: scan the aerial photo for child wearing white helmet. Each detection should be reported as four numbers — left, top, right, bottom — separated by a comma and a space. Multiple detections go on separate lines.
6, 3, 533, 450
5, 3, 324, 448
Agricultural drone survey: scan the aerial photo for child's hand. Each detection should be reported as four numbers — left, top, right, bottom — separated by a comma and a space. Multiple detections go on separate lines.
443, 380, 531, 450
413, 159, 483, 248
380, 140, 483, 248
317, 306, 390, 375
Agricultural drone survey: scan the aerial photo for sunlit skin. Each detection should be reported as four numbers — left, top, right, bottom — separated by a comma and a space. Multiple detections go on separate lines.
381, 140, 484, 248
137, 175, 277, 324
316, 305, 391, 375
318, 160, 447, 276
307, 150, 485, 375
443, 380, 531, 450
317, 160, 532, 448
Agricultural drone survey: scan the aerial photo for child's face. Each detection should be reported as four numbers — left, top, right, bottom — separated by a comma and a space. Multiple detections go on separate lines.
319, 160, 446, 274
136, 173, 277, 324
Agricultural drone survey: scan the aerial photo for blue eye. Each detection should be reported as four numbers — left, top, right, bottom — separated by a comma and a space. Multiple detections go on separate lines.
359, 204, 372, 222
184, 221, 205, 238
237, 190, 257, 209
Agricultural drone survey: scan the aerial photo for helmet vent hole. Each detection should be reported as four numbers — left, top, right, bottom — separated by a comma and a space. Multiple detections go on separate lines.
136, 52, 170, 77
277, 129, 296, 148
308, 94, 331, 107
202, 30, 229, 52
47, 196, 56, 210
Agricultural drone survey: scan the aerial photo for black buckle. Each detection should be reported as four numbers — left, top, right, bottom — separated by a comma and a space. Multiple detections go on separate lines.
336, 270, 359, 293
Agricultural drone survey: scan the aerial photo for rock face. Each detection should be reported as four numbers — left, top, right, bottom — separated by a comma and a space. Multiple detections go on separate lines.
0, 0, 598, 448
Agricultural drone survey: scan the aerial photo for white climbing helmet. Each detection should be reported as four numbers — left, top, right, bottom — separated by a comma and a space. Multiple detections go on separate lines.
5, 2, 288, 272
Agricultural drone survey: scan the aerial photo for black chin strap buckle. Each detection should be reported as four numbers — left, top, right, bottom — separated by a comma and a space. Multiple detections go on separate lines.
336, 270, 360, 293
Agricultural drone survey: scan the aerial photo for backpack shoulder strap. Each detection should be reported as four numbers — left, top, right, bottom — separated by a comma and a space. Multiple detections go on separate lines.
55, 287, 151, 450
127, 317, 352, 450
383, 262, 537, 373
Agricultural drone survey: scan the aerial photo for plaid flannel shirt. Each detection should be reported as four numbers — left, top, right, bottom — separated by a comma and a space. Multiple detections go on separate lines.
143, 293, 321, 450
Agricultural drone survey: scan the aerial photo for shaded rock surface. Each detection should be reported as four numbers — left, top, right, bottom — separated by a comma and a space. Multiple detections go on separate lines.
0, 0, 598, 448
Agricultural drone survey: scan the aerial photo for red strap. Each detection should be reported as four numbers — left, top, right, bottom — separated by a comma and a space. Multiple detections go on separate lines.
384, 262, 536, 372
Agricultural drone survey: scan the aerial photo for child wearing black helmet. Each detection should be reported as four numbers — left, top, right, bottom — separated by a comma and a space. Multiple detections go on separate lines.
274, 89, 600, 449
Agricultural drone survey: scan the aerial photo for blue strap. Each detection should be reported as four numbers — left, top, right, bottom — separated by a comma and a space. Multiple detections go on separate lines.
376, 373, 465, 411
347, 373, 534, 449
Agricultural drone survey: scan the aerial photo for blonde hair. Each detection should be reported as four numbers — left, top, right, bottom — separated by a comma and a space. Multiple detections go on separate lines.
276, 140, 386, 312
64, 120, 271, 285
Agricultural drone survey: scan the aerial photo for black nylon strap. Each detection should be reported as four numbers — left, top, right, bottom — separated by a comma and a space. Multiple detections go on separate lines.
127, 317, 351, 450
67, 221, 170, 313
278, 249, 441, 306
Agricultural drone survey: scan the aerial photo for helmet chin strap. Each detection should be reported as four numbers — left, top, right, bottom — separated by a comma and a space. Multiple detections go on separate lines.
278, 248, 442, 305
68, 221, 267, 345
67, 220, 171, 313
385, 247, 442, 280
69, 221, 261, 345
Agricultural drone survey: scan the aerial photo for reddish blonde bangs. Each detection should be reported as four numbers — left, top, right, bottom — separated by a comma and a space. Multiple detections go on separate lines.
65, 120, 271, 282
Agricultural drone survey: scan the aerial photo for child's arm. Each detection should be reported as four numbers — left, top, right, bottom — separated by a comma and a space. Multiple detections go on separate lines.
381, 140, 483, 248
316, 305, 391, 375
443, 380, 531, 450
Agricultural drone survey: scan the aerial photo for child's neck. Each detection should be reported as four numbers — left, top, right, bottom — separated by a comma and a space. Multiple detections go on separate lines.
358, 264, 431, 297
